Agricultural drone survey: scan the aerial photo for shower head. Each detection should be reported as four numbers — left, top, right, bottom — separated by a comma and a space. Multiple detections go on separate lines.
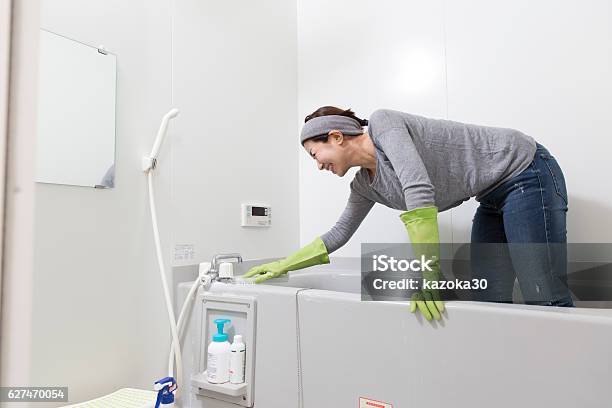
143, 108, 179, 172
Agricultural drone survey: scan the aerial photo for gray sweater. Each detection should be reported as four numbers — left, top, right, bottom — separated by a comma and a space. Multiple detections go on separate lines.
320, 109, 536, 253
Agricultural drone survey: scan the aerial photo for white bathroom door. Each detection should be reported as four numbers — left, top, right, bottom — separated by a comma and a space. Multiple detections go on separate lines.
0, 0, 13, 388
0, 0, 40, 391
0, 0, 11, 274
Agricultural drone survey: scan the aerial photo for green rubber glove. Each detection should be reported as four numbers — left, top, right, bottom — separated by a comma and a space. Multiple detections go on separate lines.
399, 206, 446, 321
243, 237, 330, 283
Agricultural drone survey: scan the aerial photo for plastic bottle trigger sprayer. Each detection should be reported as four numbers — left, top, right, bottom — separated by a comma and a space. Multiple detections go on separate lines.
154, 377, 177, 408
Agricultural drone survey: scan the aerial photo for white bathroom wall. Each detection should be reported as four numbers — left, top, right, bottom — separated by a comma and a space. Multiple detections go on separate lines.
297, 0, 453, 256
33, 0, 174, 404
171, 0, 299, 265
444, 0, 612, 243
298, 0, 612, 255
30, 0, 298, 403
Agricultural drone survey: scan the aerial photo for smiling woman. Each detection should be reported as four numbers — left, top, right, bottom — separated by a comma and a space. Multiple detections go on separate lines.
245, 106, 575, 318
301, 107, 376, 178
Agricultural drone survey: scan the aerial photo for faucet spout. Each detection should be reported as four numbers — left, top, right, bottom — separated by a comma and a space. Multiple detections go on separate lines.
209, 253, 243, 279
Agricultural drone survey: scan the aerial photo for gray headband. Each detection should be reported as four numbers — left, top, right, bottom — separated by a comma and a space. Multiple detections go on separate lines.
300, 115, 365, 145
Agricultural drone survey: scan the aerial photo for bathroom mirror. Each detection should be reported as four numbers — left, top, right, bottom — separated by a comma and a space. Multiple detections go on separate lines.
36, 29, 117, 188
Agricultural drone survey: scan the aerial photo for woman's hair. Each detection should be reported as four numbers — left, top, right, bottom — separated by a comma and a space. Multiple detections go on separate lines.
303, 106, 368, 143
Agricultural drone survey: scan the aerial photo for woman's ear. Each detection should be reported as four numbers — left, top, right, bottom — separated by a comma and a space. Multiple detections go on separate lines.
328, 130, 344, 145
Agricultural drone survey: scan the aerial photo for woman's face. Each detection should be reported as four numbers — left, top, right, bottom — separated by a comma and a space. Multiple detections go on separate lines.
303, 132, 350, 177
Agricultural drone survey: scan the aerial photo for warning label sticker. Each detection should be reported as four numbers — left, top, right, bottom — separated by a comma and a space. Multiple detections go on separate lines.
359, 397, 393, 408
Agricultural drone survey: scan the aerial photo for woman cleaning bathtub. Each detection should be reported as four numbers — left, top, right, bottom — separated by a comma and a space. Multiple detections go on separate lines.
244, 106, 574, 320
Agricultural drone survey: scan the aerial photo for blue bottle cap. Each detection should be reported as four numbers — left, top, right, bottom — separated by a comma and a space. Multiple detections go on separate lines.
212, 318, 231, 342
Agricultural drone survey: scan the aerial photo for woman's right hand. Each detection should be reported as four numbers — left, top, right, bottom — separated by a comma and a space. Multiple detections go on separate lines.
242, 260, 288, 283
242, 237, 330, 283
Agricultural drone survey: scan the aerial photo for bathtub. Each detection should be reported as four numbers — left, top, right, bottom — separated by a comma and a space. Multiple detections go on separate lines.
176, 258, 612, 408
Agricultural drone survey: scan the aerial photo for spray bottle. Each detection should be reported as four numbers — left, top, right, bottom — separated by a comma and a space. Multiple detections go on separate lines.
153, 377, 177, 408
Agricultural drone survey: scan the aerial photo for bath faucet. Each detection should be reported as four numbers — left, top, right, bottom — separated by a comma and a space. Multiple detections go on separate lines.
209, 253, 243, 280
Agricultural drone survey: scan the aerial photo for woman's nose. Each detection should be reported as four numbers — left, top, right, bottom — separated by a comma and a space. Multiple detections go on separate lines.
317, 161, 323, 170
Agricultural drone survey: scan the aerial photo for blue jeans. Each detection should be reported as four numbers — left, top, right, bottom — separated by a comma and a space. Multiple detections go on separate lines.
471, 143, 574, 307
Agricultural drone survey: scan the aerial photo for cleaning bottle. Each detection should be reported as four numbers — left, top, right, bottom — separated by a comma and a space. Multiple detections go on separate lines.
207, 318, 231, 383
229, 335, 246, 384
153, 377, 177, 408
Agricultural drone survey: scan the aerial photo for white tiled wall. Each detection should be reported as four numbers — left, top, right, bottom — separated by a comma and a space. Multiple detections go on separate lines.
298, 0, 612, 255
171, 0, 300, 264
35, 0, 174, 402
33, 0, 299, 403
445, 0, 612, 243
297, 0, 453, 256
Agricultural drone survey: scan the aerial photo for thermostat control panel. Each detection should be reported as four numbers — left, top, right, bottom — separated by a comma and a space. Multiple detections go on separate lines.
241, 203, 271, 227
